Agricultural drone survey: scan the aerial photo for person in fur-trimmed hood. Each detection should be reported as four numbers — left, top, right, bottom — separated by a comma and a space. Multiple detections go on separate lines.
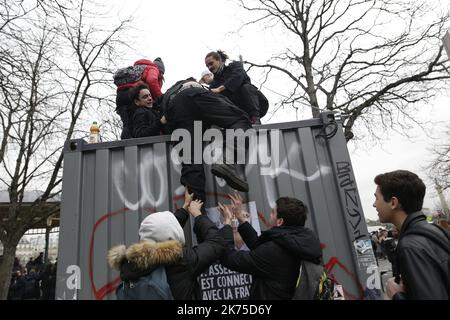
108, 192, 225, 300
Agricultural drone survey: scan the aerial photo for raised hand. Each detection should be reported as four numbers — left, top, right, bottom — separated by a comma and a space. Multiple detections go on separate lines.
218, 202, 233, 226
229, 192, 243, 213
229, 192, 249, 224
188, 199, 203, 217
183, 189, 194, 210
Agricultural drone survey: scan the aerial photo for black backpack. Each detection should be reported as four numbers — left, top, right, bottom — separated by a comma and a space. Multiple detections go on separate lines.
113, 64, 147, 87
249, 84, 269, 118
116, 266, 174, 300
292, 260, 335, 300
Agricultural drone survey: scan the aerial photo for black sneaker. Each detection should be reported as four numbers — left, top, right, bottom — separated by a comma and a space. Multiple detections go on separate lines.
211, 164, 249, 192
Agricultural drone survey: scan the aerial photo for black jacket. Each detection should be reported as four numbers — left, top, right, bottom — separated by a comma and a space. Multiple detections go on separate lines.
108, 209, 225, 300
131, 106, 163, 138
220, 222, 322, 300
210, 62, 268, 118
210, 61, 251, 93
394, 211, 449, 300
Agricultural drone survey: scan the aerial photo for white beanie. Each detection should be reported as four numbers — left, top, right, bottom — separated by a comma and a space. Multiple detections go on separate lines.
139, 211, 185, 245
201, 70, 212, 78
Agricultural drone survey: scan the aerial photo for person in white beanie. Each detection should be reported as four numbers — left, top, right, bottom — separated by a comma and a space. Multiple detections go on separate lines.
199, 70, 213, 87
108, 191, 225, 299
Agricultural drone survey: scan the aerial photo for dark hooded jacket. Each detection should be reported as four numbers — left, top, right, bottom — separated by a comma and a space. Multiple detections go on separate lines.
220, 222, 322, 300
108, 209, 225, 300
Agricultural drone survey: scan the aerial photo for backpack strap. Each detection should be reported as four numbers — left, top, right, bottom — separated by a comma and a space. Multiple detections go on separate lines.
401, 224, 450, 255
399, 224, 450, 294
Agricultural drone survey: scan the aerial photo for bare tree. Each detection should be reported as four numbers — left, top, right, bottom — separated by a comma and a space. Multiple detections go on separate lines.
235, 0, 450, 141
0, 0, 130, 299
429, 131, 450, 191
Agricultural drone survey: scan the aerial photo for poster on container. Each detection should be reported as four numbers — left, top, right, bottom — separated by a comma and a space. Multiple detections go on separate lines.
191, 201, 260, 300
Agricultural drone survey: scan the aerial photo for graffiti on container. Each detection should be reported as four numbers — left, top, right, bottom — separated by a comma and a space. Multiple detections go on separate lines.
112, 154, 168, 211
88, 206, 156, 300
336, 161, 363, 240
112, 135, 332, 214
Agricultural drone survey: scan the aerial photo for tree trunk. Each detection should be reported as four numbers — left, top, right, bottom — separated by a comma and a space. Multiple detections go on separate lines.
0, 238, 19, 300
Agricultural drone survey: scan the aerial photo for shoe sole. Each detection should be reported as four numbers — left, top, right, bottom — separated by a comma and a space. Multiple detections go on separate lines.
211, 165, 249, 192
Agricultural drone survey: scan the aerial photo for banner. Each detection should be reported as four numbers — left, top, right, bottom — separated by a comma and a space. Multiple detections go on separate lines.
191, 201, 261, 300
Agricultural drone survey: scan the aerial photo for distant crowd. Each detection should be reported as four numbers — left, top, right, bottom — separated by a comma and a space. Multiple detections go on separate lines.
7, 252, 56, 300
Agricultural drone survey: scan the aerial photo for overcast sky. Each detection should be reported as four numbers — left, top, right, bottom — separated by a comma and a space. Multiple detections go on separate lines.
107, 0, 450, 221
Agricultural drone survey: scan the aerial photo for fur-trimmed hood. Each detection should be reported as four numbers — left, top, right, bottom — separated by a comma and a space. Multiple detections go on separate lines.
108, 240, 183, 281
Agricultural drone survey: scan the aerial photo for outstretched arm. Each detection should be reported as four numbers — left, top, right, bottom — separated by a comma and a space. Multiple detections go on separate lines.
173, 190, 194, 228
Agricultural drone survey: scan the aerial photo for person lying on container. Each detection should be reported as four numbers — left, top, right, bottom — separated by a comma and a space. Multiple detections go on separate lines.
205, 50, 268, 125
218, 193, 323, 299
130, 83, 167, 138
108, 191, 225, 300
160, 77, 251, 205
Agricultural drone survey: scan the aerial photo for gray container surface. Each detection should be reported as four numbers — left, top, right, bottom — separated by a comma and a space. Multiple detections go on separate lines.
56, 112, 382, 300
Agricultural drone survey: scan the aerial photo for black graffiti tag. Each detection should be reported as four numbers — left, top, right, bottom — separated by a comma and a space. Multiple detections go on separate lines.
336, 162, 363, 239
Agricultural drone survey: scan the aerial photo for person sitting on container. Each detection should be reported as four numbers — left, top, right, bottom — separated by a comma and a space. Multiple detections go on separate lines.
218, 193, 323, 299
108, 190, 225, 300
205, 50, 268, 125
130, 83, 167, 138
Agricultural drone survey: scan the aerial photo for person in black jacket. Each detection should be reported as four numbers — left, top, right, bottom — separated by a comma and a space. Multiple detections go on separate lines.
218, 194, 322, 299
373, 170, 450, 300
205, 50, 268, 125
160, 78, 251, 203
129, 83, 166, 138
108, 191, 225, 300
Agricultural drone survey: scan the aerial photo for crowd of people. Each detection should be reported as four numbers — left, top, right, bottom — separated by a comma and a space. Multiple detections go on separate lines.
7, 253, 57, 300
107, 169, 449, 300
113, 51, 271, 205
110, 55, 448, 300
7, 53, 449, 300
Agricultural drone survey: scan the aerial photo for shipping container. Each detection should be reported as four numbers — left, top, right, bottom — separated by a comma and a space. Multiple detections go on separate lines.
56, 112, 382, 300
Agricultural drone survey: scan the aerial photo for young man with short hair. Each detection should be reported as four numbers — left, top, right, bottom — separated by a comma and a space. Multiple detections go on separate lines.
218, 194, 322, 299
373, 170, 449, 300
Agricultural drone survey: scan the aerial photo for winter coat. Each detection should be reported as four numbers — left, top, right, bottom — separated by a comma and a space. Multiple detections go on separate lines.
210, 61, 251, 93
115, 88, 134, 140
220, 222, 322, 300
108, 209, 225, 300
131, 106, 163, 138
393, 211, 449, 300
134, 59, 163, 99
210, 61, 268, 118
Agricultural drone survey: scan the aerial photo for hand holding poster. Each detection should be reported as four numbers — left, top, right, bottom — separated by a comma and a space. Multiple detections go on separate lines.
191, 201, 261, 300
